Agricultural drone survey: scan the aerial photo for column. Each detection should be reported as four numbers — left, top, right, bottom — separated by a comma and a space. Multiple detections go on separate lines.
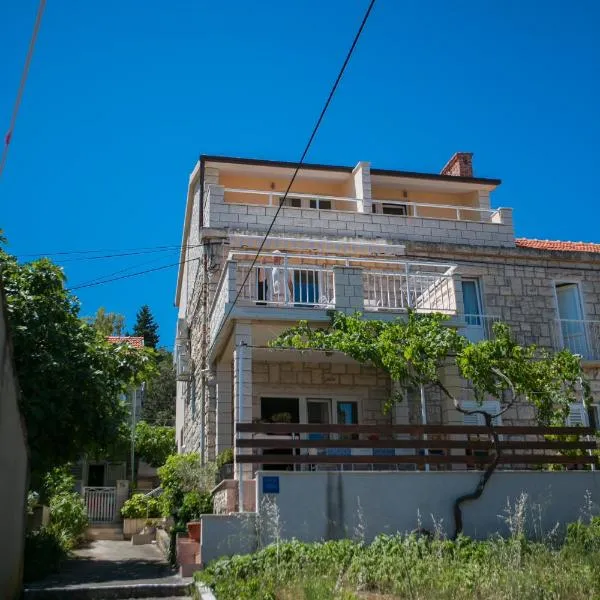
352, 161, 372, 214
333, 267, 364, 314
233, 322, 253, 483
215, 360, 233, 456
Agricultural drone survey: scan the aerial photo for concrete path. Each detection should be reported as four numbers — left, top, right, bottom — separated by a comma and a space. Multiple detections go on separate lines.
24, 540, 192, 599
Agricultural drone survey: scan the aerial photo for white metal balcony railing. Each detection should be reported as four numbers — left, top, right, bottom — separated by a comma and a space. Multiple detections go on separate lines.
555, 319, 600, 361
364, 270, 455, 313
238, 264, 335, 308
223, 188, 502, 223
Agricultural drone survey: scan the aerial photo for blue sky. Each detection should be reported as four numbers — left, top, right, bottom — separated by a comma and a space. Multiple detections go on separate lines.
1, 0, 599, 348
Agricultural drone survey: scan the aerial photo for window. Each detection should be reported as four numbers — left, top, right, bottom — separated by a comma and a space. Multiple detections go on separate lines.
460, 400, 502, 426
309, 198, 332, 210
381, 203, 408, 216
280, 197, 301, 208
462, 279, 482, 326
555, 283, 588, 357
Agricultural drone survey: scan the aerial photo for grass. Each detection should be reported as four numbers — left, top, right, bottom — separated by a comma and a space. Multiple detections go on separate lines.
195, 514, 600, 600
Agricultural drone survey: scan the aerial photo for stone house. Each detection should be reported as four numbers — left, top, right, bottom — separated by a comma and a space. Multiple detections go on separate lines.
173, 153, 600, 472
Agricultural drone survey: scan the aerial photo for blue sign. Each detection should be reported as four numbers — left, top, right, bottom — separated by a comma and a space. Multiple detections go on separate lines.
262, 476, 280, 494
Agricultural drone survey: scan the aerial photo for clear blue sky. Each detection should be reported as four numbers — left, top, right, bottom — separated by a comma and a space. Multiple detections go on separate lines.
1, 0, 599, 348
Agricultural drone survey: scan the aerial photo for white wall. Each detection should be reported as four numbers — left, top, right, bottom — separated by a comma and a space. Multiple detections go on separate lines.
255, 470, 600, 541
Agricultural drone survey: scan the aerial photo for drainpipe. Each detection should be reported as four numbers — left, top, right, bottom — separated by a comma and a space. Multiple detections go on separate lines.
130, 386, 137, 487
420, 384, 430, 472
237, 342, 245, 513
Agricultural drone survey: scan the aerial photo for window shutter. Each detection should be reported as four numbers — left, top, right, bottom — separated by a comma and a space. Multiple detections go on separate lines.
566, 403, 588, 427
461, 400, 502, 426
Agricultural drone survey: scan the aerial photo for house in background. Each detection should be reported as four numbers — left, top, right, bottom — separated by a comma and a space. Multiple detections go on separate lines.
173, 153, 600, 499
75, 335, 149, 524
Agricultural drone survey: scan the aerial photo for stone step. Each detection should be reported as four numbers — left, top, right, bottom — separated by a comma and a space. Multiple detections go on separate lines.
86, 525, 124, 541
23, 582, 191, 599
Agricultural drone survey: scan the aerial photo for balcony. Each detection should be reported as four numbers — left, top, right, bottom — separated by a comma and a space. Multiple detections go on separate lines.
202, 185, 515, 249
553, 319, 600, 361
208, 252, 465, 347
223, 187, 503, 223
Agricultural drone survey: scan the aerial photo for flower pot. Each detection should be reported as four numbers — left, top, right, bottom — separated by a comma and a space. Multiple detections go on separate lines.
187, 520, 201, 542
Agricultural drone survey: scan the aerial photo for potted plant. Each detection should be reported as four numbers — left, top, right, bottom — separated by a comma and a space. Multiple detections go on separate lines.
120, 493, 162, 539
179, 490, 213, 542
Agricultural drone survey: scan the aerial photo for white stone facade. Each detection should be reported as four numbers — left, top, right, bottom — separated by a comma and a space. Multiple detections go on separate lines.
174, 155, 600, 462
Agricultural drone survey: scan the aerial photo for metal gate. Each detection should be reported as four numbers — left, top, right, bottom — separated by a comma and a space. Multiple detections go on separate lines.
83, 486, 117, 523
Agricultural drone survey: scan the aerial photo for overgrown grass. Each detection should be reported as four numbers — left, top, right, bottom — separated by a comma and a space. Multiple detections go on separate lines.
196, 517, 600, 600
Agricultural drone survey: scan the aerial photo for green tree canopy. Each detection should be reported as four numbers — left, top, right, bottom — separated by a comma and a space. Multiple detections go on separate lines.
0, 251, 155, 482
142, 348, 176, 426
271, 311, 590, 424
133, 305, 159, 349
134, 420, 176, 467
85, 306, 126, 336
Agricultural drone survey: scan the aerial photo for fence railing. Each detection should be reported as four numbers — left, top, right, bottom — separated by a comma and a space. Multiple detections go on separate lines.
554, 319, 600, 361
238, 263, 335, 308
223, 187, 501, 223
235, 423, 598, 470
83, 486, 117, 523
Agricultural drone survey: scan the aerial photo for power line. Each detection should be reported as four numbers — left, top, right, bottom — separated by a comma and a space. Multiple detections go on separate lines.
16, 244, 198, 258
0, 0, 46, 178
207, 0, 376, 353
67, 254, 203, 291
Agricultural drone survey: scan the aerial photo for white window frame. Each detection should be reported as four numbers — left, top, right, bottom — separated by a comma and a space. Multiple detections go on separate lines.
461, 278, 484, 323
460, 400, 502, 426
259, 395, 362, 426
279, 196, 332, 210
552, 280, 588, 353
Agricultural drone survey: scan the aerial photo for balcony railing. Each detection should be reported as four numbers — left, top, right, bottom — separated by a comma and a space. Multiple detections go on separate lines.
238, 263, 335, 308
554, 319, 600, 361
364, 269, 455, 313
223, 187, 502, 223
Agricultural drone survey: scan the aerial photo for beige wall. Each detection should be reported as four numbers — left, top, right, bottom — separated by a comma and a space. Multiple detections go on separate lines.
0, 288, 28, 599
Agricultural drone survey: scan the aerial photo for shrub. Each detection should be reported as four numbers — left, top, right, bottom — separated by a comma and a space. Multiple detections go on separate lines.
121, 493, 163, 519
216, 448, 234, 468
179, 490, 213, 523
23, 529, 67, 582
43, 464, 75, 500
47, 491, 88, 550
158, 453, 215, 516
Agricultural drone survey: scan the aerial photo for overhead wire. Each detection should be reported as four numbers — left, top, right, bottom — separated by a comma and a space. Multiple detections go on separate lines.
207, 0, 377, 353
0, 0, 47, 178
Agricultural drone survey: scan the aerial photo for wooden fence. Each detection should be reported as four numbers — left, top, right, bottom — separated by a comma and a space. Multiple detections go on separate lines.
235, 423, 598, 469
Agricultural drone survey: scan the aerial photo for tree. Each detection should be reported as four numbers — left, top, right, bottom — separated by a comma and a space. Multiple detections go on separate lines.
134, 420, 176, 467
133, 305, 159, 349
272, 311, 590, 536
0, 251, 155, 483
86, 306, 126, 336
142, 348, 176, 426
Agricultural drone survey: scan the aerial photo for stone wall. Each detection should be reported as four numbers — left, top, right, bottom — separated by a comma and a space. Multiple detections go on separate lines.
205, 185, 514, 248
252, 360, 392, 425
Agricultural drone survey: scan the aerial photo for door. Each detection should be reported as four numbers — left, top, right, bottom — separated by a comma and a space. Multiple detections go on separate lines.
462, 280, 485, 342
555, 283, 588, 357
260, 397, 300, 470
87, 464, 105, 487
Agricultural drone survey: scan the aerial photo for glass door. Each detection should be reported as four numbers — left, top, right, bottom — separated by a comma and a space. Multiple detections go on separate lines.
462, 279, 484, 342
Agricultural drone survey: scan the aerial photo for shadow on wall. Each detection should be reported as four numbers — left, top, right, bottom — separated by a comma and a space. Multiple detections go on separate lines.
0, 283, 28, 599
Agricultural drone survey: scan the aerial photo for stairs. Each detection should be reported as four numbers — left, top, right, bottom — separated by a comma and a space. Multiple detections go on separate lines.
86, 523, 124, 541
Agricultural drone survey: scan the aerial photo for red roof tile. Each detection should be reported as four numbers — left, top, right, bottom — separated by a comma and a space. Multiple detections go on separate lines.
515, 238, 600, 254
106, 336, 145, 348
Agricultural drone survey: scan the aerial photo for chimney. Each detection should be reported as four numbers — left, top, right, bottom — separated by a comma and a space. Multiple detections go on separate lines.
440, 152, 473, 178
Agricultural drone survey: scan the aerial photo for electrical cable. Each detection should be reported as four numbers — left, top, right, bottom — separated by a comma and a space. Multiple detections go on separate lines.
207, 0, 376, 352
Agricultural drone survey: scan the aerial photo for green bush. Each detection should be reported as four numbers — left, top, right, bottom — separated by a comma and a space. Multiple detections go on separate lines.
158, 453, 215, 516
47, 491, 89, 550
121, 493, 163, 518
23, 529, 67, 582
43, 464, 75, 500
179, 490, 213, 523
216, 448, 234, 468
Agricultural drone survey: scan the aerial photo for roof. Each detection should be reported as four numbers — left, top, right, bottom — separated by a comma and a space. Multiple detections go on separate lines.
516, 238, 600, 253
200, 154, 502, 186
106, 336, 145, 348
